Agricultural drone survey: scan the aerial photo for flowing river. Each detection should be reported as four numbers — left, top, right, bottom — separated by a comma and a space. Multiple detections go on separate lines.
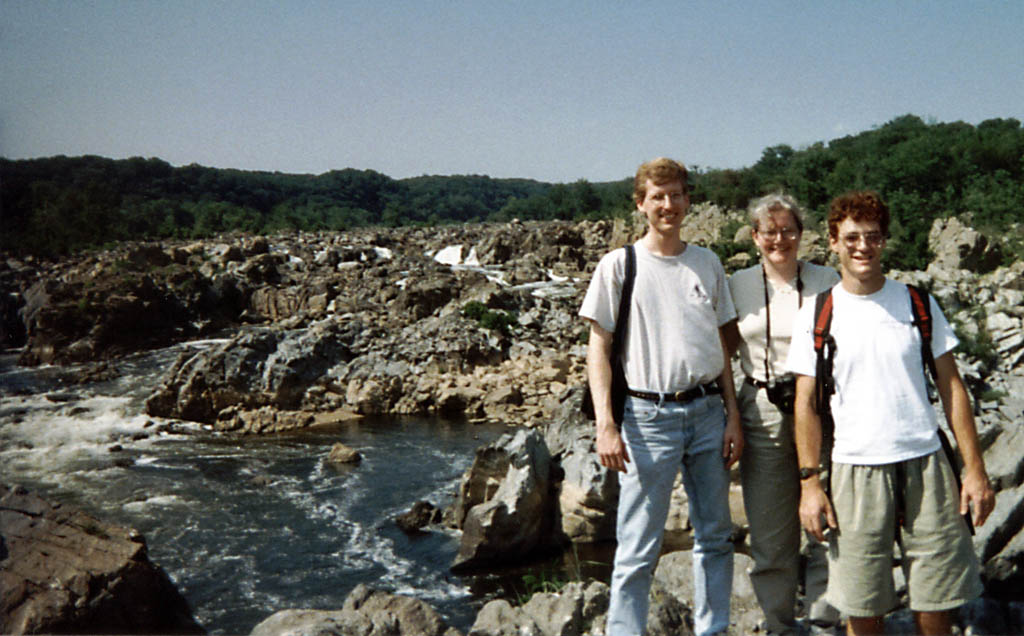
0, 340, 517, 634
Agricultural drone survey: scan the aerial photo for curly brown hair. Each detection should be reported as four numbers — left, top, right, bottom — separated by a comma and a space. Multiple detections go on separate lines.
827, 191, 890, 240
633, 157, 689, 204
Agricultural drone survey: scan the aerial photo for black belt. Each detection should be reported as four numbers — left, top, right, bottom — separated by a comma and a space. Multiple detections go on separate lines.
626, 383, 720, 404
744, 376, 770, 389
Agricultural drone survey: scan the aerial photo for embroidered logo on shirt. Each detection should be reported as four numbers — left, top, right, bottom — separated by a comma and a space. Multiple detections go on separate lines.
690, 284, 709, 303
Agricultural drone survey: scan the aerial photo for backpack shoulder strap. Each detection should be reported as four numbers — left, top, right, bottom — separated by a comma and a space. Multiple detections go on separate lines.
907, 285, 974, 534
611, 245, 636, 358
813, 288, 836, 415
813, 290, 834, 353
907, 284, 938, 382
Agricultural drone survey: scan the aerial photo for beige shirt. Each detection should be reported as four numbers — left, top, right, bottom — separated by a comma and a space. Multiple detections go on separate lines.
728, 261, 839, 383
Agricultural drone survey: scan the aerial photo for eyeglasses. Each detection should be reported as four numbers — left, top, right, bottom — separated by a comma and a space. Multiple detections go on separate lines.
757, 228, 800, 240
839, 232, 885, 247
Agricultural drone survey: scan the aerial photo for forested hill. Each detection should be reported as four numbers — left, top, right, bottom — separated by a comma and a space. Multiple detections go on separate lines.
0, 157, 633, 256
3, 114, 1023, 266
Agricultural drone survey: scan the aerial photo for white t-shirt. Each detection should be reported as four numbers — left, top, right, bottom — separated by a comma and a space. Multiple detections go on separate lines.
729, 261, 840, 383
786, 278, 958, 464
579, 241, 736, 393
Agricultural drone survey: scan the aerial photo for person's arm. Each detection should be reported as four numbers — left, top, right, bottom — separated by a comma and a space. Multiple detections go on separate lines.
587, 320, 630, 473
717, 326, 743, 468
721, 318, 740, 359
794, 373, 837, 541
933, 351, 995, 526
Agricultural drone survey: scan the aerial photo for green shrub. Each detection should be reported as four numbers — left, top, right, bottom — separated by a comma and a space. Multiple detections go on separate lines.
461, 301, 516, 336
461, 301, 488, 321
978, 389, 1007, 403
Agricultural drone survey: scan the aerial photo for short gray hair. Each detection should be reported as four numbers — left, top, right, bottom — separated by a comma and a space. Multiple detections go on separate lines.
747, 192, 805, 233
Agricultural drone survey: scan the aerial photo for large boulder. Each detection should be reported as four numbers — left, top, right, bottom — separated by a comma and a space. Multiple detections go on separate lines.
248, 284, 332, 322
17, 273, 191, 366
392, 271, 461, 322
145, 320, 359, 424
0, 484, 204, 635
451, 428, 555, 571
653, 550, 759, 634
250, 584, 460, 636
928, 217, 1002, 273
544, 408, 618, 544
975, 480, 1024, 590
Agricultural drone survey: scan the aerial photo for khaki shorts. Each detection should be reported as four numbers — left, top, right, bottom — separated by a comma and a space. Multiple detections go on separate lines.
826, 451, 982, 616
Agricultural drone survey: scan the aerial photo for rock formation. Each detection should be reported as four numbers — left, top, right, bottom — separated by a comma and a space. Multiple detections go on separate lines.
0, 484, 204, 635
451, 428, 555, 571
250, 584, 460, 636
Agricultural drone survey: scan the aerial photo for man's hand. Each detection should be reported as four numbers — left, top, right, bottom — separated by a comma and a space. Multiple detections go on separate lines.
596, 421, 630, 473
586, 321, 629, 472
799, 479, 837, 541
961, 466, 995, 527
722, 408, 743, 469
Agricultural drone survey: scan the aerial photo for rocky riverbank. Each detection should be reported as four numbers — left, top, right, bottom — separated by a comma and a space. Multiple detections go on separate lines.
2, 213, 1023, 634
0, 484, 204, 635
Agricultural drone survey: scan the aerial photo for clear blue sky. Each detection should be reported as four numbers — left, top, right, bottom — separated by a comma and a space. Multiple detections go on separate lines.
3, 0, 1022, 183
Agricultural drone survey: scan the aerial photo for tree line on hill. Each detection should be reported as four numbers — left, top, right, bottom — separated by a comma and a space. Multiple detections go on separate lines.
2, 114, 1022, 269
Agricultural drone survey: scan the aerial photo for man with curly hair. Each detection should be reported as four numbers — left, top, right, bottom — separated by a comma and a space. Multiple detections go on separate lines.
786, 191, 994, 635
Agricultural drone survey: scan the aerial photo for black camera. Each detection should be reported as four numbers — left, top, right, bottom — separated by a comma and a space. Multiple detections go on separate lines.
765, 375, 797, 413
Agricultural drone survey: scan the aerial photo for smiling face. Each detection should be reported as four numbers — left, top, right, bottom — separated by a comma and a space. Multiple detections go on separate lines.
637, 178, 688, 236
753, 207, 802, 268
830, 217, 886, 293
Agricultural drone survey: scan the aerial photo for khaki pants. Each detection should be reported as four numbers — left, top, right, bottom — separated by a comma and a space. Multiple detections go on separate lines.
739, 381, 837, 634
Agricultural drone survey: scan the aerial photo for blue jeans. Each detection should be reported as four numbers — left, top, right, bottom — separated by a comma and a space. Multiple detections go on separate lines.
607, 394, 734, 636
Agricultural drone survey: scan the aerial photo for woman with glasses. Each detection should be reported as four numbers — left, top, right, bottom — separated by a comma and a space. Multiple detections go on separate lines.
724, 193, 840, 635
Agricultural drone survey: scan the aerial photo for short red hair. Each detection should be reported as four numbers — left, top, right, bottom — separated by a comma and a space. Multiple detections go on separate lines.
827, 191, 890, 240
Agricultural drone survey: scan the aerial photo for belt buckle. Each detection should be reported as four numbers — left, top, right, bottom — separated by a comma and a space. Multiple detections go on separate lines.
670, 390, 686, 402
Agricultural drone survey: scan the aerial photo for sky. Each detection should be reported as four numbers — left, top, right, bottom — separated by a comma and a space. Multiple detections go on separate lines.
3, 1, 1023, 184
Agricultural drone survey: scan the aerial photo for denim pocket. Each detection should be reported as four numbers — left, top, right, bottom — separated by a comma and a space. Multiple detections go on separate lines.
624, 396, 660, 423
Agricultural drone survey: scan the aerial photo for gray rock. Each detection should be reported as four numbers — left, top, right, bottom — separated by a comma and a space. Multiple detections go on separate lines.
929, 217, 1002, 273
974, 481, 1024, 578
395, 501, 441, 533
146, 322, 360, 423
452, 428, 554, 571
555, 433, 617, 544
0, 484, 204, 635
469, 581, 611, 636
327, 442, 362, 465
653, 550, 758, 635
250, 584, 460, 636
469, 599, 543, 636
980, 423, 1024, 492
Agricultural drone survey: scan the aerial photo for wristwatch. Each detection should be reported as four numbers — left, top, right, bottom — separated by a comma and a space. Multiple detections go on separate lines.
799, 466, 822, 480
